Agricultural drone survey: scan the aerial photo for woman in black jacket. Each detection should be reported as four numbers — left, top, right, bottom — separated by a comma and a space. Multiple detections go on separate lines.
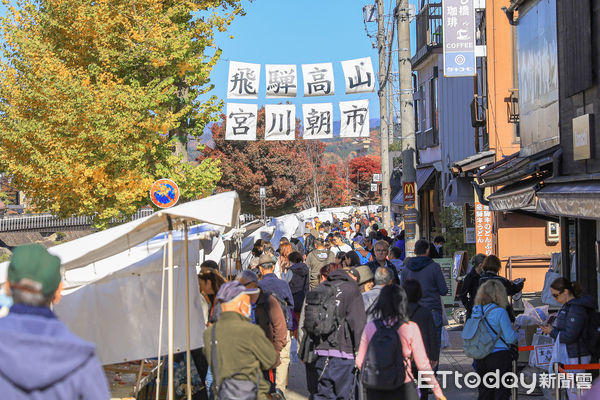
287, 251, 310, 314
403, 279, 438, 400
541, 278, 596, 362
459, 253, 486, 320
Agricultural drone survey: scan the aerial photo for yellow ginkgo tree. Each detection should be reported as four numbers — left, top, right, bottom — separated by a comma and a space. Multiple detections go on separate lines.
0, 0, 242, 226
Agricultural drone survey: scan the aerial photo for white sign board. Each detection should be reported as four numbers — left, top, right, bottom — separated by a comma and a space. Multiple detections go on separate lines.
302, 103, 334, 139
264, 104, 295, 140
227, 61, 260, 99
225, 103, 257, 141
265, 64, 297, 98
259, 187, 266, 199
341, 57, 376, 94
372, 173, 381, 182
339, 100, 370, 138
371, 183, 378, 192
443, 0, 476, 77
302, 63, 335, 97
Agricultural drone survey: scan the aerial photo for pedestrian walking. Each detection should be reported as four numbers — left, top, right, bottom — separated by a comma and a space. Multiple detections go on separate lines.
459, 253, 486, 320
429, 236, 445, 258
365, 240, 400, 284
403, 279, 439, 400
306, 238, 336, 290
362, 266, 393, 319
203, 281, 277, 400
356, 284, 446, 400
0, 244, 110, 399
352, 236, 373, 265
478, 255, 525, 322
401, 239, 448, 361
302, 268, 367, 400
287, 251, 309, 315
539, 278, 597, 400
257, 255, 295, 396
471, 280, 518, 400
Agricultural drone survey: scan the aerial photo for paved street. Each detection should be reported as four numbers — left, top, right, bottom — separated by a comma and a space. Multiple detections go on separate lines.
285, 329, 554, 400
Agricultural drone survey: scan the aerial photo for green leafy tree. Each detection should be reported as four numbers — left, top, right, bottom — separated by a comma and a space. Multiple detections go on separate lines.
0, 0, 241, 226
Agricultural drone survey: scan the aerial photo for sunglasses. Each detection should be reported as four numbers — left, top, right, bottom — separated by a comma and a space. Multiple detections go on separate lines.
552, 290, 564, 298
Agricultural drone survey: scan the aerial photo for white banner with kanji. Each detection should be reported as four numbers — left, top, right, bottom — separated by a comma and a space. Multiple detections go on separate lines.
264, 104, 296, 140
265, 64, 297, 98
225, 103, 257, 141
339, 100, 370, 138
301, 63, 335, 97
227, 61, 260, 99
302, 103, 333, 139
341, 57, 375, 94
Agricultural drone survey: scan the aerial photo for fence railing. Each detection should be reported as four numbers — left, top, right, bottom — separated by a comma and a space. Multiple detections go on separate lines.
0, 209, 154, 232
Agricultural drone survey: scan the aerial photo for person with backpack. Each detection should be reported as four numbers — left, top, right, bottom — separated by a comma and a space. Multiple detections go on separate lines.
306, 238, 336, 289
401, 239, 448, 362
257, 254, 295, 396
203, 280, 277, 400
540, 278, 598, 399
403, 279, 439, 400
303, 268, 367, 400
236, 270, 287, 397
465, 280, 518, 400
356, 284, 446, 400
478, 255, 525, 323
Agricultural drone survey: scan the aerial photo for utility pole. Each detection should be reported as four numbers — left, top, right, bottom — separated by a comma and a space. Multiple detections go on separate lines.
376, 0, 392, 230
396, 0, 418, 256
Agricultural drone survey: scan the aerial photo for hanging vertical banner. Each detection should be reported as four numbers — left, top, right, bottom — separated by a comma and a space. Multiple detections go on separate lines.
265, 64, 297, 98
442, 0, 476, 77
227, 61, 260, 99
226, 103, 257, 141
475, 202, 493, 255
341, 57, 375, 94
264, 104, 296, 140
302, 103, 334, 139
302, 63, 335, 97
339, 100, 370, 138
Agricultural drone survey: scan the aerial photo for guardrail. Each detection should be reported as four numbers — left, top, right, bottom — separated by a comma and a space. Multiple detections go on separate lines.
0, 209, 154, 232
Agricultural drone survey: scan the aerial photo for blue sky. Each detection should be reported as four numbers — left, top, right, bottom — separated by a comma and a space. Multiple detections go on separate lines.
204, 0, 411, 121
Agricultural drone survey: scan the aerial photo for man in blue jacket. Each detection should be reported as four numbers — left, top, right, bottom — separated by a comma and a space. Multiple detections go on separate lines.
0, 244, 109, 399
401, 239, 448, 361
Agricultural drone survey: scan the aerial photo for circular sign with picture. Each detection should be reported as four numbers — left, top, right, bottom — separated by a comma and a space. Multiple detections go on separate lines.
150, 179, 180, 208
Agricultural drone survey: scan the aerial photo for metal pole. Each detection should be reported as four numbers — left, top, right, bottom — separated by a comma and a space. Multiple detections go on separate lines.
512, 360, 518, 399
553, 363, 560, 400
396, 0, 419, 256
184, 222, 191, 400
167, 217, 174, 400
377, 0, 392, 230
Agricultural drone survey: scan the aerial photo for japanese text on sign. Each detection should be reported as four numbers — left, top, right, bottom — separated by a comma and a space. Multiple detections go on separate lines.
475, 202, 493, 255
443, 0, 476, 77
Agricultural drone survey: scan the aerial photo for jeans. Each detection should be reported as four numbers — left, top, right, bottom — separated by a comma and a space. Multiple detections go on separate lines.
314, 356, 355, 400
431, 309, 443, 362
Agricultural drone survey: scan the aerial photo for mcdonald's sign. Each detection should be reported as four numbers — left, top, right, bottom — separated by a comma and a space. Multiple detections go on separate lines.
403, 182, 416, 203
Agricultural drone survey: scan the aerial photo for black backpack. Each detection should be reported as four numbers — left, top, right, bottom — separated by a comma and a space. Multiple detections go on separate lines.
303, 281, 343, 343
361, 320, 406, 391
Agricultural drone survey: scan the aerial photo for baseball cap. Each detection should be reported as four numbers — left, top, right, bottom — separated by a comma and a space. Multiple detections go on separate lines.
8, 244, 62, 297
216, 281, 260, 303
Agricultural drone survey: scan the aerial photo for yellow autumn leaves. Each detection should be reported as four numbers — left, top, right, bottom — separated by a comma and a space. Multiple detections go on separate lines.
0, 0, 242, 227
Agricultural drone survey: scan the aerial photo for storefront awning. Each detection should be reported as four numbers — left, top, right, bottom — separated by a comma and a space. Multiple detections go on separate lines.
391, 190, 404, 206
536, 181, 600, 219
417, 166, 436, 190
487, 180, 538, 212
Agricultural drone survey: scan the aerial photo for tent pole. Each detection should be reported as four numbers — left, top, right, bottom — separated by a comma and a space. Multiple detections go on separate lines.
184, 222, 192, 400
167, 216, 174, 400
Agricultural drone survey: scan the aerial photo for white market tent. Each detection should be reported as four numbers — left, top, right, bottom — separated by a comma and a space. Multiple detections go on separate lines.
1, 191, 241, 400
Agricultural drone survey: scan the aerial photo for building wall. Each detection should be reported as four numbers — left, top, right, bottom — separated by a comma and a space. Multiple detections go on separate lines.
485, 0, 560, 293
557, 0, 600, 175
496, 213, 561, 292
486, 0, 521, 160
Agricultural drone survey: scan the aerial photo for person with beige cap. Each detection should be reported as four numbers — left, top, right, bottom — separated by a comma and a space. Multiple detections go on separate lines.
0, 244, 109, 399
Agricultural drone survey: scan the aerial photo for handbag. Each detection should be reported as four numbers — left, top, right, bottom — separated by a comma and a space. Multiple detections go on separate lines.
211, 325, 259, 400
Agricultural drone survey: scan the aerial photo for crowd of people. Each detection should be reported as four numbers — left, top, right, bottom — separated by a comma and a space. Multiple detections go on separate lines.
0, 212, 598, 400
